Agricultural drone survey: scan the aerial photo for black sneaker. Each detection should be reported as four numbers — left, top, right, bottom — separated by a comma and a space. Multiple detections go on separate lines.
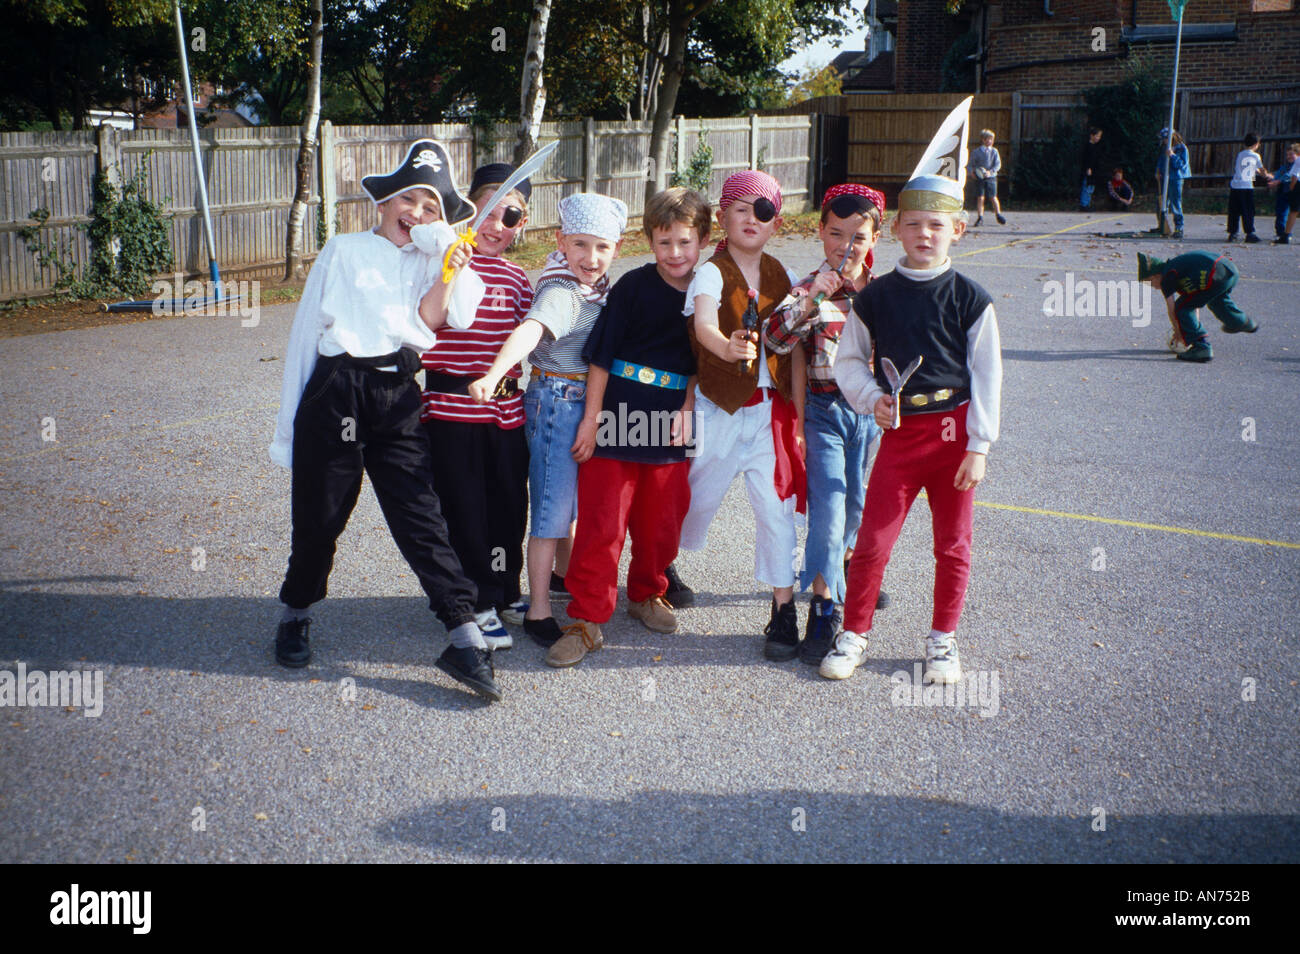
799, 596, 840, 665
524, 615, 564, 647
1223, 319, 1259, 334
763, 599, 800, 661
275, 619, 311, 668
1176, 341, 1213, 363
973, 215, 983, 227
549, 571, 569, 596
876, 589, 891, 610
663, 562, 695, 608
1226, 233, 1239, 242
1274, 234, 1291, 244
995, 213, 1006, 225
435, 644, 502, 702
1245, 233, 1261, 244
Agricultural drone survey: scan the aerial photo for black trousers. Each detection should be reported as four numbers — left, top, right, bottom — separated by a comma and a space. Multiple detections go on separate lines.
1227, 188, 1256, 236
279, 355, 477, 631
424, 416, 529, 612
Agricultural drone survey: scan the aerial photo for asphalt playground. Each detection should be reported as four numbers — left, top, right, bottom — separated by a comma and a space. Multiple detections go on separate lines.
1, 210, 1297, 863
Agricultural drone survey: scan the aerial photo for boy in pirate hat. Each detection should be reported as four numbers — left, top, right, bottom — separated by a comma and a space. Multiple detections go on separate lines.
269, 139, 505, 702
764, 182, 891, 665
420, 162, 535, 650
828, 97, 1003, 687
677, 170, 808, 657
1137, 250, 1259, 363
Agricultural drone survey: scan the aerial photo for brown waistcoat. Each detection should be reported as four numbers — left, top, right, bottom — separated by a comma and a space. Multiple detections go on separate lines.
688, 248, 793, 414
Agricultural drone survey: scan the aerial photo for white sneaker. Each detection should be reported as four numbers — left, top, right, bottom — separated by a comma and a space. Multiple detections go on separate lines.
475, 609, 513, 651
501, 599, 528, 626
819, 630, 869, 680
923, 633, 961, 684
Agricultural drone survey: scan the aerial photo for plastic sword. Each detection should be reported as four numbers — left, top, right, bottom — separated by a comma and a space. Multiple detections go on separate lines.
440, 139, 559, 283
880, 355, 923, 430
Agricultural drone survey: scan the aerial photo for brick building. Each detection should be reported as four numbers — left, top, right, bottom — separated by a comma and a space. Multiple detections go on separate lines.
983, 0, 1300, 91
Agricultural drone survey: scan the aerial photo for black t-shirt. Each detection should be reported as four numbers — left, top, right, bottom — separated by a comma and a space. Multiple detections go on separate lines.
582, 263, 697, 464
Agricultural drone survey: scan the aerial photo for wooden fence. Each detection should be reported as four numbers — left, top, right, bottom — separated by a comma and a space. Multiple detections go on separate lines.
0, 114, 813, 302
843, 85, 1300, 196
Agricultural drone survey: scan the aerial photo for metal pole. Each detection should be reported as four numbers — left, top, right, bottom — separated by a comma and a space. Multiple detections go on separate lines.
175, 1, 222, 293
1160, 10, 1184, 231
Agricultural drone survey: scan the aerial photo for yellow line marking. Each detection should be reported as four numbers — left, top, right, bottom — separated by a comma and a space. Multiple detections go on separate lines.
954, 215, 1127, 258
0, 404, 278, 464
975, 499, 1300, 550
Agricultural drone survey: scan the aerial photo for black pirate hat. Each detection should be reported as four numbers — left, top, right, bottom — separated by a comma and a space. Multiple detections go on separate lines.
362, 140, 474, 225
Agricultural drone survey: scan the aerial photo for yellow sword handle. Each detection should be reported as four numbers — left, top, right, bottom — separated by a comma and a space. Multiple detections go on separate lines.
441, 229, 477, 284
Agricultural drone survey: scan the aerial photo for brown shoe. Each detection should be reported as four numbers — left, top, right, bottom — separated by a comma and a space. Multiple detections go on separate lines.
545, 620, 604, 668
628, 595, 678, 634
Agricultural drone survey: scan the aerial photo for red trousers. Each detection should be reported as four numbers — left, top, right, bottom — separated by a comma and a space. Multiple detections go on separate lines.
566, 456, 692, 624
844, 405, 975, 634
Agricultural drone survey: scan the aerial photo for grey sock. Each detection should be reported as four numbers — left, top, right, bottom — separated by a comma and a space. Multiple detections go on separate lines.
280, 604, 312, 623
448, 621, 487, 650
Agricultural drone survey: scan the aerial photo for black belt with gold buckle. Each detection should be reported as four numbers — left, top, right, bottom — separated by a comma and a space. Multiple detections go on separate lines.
902, 386, 969, 409
425, 371, 519, 399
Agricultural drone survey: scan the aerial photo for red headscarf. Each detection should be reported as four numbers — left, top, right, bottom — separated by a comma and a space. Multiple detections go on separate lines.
822, 183, 887, 271
715, 171, 784, 253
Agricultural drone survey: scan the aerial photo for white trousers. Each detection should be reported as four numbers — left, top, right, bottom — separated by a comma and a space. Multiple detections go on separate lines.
680, 389, 797, 587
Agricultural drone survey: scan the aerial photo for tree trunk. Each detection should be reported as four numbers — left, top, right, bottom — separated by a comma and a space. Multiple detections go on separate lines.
513, 0, 552, 166
646, 0, 715, 204
284, 0, 324, 282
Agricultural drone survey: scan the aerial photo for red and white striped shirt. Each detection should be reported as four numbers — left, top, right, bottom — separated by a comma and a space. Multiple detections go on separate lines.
420, 253, 533, 428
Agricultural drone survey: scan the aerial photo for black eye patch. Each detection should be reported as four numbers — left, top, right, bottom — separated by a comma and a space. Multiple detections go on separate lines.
827, 194, 874, 219
501, 206, 524, 228
752, 197, 776, 222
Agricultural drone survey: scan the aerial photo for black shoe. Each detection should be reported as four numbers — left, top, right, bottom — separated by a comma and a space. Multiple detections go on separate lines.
435, 644, 502, 702
763, 599, 800, 661
875, 589, 891, 610
524, 615, 563, 647
275, 619, 311, 668
549, 571, 569, 595
1274, 234, 1291, 244
663, 562, 695, 608
1223, 319, 1259, 334
799, 596, 840, 665
973, 215, 983, 227
995, 213, 1006, 225
1245, 233, 1261, 244
1171, 230, 1184, 240
1226, 233, 1239, 242
1176, 341, 1213, 363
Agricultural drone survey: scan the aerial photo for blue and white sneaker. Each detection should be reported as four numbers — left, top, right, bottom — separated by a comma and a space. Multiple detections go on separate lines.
501, 599, 528, 626
475, 609, 513, 651
923, 633, 961, 684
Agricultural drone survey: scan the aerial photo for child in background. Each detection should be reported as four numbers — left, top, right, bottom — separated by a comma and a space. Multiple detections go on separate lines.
764, 183, 890, 666
470, 193, 628, 650
269, 140, 504, 702
827, 100, 1003, 686
677, 170, 807, 659
1268, 143, 1297, 243
420, 163, 533, 651
1138, 251, 1259, 364
1226, 134, 1266, 243
1106, 168, 1134, 211
556, 188, 709, 666
1156, 128, 1190, 239
1080, 127, 1104, 210
1276, 141, 1300, 244
967, 130, 1005, 227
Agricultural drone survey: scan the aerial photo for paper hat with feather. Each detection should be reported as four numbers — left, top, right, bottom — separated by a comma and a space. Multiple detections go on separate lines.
361, 140, 475, 226
898, 96, 974, 213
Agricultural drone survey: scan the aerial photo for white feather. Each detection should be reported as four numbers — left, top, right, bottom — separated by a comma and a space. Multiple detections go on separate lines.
909, 96, 974, 189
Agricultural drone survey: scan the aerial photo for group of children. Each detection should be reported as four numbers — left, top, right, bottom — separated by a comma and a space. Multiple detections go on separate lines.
269, 105, 1004, 703
1224, 134, 1300, 245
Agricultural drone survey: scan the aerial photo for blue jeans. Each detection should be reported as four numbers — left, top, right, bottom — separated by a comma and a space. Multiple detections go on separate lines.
1080, 178, 1095, 209
799, 390, 881, 603
523, 375, 586, 539
1165, 178, 1184, 231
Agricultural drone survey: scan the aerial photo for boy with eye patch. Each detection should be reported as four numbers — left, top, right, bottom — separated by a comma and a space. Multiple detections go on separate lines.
420, 162, 534, 651
678, 170, 807, 654
763, 183, 891, 665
